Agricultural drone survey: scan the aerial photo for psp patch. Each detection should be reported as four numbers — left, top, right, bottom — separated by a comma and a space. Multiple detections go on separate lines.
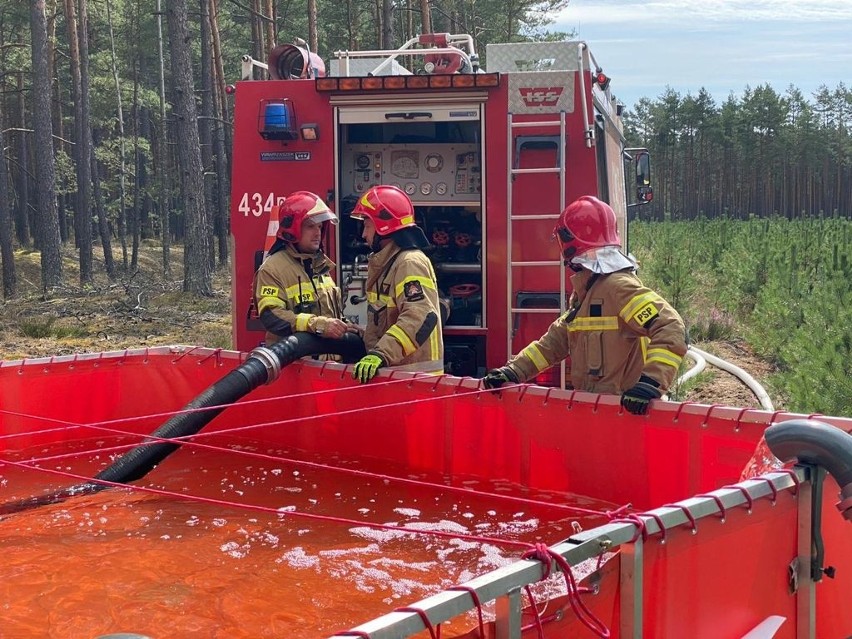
260, 286, 279, 297
403, 280, 425, 301
632, 302, 659, 327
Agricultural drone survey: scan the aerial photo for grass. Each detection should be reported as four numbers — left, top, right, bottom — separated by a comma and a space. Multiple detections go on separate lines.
17, 317, 88, 339
0, 243, 232, 360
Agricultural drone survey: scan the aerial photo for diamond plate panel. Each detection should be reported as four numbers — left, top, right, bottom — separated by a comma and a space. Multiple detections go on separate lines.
486, 41, 583, 73
507, 71, 575, 114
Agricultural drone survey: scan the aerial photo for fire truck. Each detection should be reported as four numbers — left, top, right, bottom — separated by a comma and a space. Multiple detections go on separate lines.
229, 33, 653, 379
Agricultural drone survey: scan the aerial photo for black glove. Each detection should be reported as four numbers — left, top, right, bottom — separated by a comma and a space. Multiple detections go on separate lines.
621, 375, 662, 415
482, 366, 520, 389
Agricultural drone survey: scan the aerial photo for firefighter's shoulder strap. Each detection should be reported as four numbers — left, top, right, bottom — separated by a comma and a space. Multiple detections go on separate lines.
560, 273, 603, 325
376, 248, 412, 293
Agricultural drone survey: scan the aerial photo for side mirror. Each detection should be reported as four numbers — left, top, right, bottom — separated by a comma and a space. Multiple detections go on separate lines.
630, 148, 653, 204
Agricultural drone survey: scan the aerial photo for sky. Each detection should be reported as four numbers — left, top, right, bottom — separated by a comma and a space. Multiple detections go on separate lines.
551, 0, 852, 110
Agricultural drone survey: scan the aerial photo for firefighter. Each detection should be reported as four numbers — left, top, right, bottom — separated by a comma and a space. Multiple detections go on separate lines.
483, 196, 687, 415
348, 185, 444, 383
252, 191, 353, 345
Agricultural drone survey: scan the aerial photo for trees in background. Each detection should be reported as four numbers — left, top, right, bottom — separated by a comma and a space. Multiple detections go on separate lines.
0, 0, 848, 299
0, 0, 568, 298
625, 83, 852, 221
29, 0, 62, 290
166, 0, 212, 296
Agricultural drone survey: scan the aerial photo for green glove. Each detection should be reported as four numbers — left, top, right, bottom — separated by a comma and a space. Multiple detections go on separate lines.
353, 353, 386, 384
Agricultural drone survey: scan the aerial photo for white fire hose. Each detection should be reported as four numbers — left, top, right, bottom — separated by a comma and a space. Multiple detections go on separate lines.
677, 345, 774, 411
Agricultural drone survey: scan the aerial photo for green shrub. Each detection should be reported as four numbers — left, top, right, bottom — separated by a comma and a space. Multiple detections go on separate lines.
629, 216, 852, 415
17, 317, 87, 339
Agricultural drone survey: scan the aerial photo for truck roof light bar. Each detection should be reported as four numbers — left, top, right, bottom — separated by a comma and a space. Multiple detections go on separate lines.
452, 75, 476, 88
384, 76, 407, 89
407, 76, 430, 89
315, 73, 499, 92
361, 76, 383, 90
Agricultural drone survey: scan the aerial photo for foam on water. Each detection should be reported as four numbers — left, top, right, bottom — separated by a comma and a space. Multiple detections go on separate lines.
0, 441, 617, 638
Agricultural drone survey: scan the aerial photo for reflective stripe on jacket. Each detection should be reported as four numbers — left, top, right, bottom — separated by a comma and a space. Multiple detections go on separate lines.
364, 242, 443, 374
252, 244, 342, 345
506, 269, 687, 394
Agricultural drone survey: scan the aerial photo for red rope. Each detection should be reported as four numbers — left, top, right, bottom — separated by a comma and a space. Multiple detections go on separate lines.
722, 484, 754, 513
6, 450, 623, 639
446, 585, 485, 638
3, 451, 621, 639
3, 428, 613, 519
2, 382, 626, 522
522, 542, 611, 638
695, 494, 728, 522
662, 503, 697, 534
609, 513, 647, 542
0, 456, 538, 550
643, 512, 667, 543
0, 374, 491, 447
1, 364, 630, 639
393, 607, 438, 639
522, 584, 546, 639
775, 468, 800, 495
0, 376, 417, 440
754, 476, 779, 505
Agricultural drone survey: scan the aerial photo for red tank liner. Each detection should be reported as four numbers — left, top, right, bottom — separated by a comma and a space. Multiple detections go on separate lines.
1, 346, 851, 637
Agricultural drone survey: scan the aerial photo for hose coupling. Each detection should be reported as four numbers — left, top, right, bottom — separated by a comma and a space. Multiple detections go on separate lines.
249, 346, 282, 384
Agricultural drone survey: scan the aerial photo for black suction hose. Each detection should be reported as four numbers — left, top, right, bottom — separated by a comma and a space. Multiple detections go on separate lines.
0, 333, 365, 517
765, 418, 852, 521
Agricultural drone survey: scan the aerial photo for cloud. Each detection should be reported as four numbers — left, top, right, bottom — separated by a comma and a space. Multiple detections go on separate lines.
557, 0, 852, 27
547, 0, 851, 108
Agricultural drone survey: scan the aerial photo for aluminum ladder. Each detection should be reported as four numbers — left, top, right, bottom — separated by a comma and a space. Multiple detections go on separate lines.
505, 111, 568, 387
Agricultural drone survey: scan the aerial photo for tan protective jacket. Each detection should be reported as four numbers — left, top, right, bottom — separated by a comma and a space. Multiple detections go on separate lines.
252, 244, 343, 345
505, 269, 687, 393
364, 242, 443, 374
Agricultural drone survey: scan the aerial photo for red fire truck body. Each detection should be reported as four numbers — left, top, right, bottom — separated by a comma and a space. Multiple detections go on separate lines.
229, 35, 649, 377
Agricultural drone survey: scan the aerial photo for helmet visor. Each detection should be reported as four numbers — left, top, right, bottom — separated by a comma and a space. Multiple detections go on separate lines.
307, 210, 338, 226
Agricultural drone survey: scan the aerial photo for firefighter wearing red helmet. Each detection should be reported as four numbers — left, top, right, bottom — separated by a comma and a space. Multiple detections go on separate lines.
349, 185, 444, 383
484, 196, 687, 415
252, 191, 352, 345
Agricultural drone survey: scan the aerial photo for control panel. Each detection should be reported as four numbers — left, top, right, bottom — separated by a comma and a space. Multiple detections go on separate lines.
341, 143, 481, 202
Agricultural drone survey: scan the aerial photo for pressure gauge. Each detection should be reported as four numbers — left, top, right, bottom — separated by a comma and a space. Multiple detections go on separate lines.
355, 154, 370, 170
425, 154, 443, 172
404, 183, 416, 195
435, 182, 447, 196
420, 182, 432, 196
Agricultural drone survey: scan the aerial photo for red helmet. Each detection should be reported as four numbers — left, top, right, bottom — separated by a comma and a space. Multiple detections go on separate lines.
350, 185, 416, 236
554, 196, 620, 260
275, 191, 337, 243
